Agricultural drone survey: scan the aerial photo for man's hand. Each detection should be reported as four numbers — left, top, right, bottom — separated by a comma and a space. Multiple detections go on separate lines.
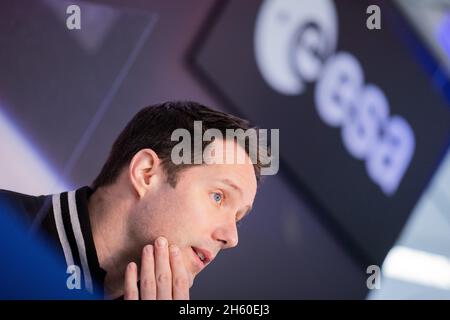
124, 236, 190, 300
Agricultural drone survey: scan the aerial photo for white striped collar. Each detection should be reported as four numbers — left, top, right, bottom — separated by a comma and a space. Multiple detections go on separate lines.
51, 187, 106, 296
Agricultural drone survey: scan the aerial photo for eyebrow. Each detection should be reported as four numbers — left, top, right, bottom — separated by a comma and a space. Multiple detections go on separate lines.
219, 179, 243, 197
219, 179, 253, 220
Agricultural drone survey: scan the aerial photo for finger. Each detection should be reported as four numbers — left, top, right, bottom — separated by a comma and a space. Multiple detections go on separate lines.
169, 245, 190, 300
124, 262, 139, 300
140, 245, 156, 300
154, 236, 172, 300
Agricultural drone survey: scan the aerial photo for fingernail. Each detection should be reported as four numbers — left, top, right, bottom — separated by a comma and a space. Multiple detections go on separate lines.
145, 245, 153, 254
156, 237, 167, 247
170, 245, 179, 255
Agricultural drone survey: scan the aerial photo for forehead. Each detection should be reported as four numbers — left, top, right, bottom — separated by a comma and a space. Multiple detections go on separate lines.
183, 163, 257, 203
177, 139, 258, 201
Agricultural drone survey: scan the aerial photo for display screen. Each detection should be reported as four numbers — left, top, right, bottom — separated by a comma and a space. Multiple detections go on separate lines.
192, 0, 450, 264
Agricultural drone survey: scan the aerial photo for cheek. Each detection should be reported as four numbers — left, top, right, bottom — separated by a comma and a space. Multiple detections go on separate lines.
130, 193, 177, 241
133, 185, 215, 247
167, 194, 216, 246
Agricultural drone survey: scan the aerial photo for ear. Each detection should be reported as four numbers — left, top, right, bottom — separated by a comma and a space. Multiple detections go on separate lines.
129, 149, 161, 198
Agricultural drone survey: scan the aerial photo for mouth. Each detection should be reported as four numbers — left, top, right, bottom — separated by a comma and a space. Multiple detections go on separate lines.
191, 247, 213, 269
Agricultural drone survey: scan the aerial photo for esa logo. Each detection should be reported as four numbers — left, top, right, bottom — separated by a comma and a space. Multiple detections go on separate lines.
254, 0, 415, 196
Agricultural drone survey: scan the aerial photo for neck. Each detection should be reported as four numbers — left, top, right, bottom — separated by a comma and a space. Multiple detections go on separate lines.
88, 184, 139, 299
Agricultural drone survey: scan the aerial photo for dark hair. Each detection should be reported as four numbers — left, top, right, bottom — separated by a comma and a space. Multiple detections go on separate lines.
91, 101, 263, 190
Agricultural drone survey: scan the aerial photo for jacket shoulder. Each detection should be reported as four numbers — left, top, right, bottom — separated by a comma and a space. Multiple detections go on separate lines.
0, 189, 50, 224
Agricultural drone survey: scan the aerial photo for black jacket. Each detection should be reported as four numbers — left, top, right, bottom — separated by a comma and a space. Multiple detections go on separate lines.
0, 186, 106, 298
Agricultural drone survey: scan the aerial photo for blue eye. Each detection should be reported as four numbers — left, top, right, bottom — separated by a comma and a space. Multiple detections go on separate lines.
212, 192, 223, 204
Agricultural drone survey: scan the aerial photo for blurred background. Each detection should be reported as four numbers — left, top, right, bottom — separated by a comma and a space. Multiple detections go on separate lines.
0, 0, 449, 299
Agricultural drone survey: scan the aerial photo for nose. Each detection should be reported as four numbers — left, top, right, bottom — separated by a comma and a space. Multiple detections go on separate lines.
212, 216, 239, 249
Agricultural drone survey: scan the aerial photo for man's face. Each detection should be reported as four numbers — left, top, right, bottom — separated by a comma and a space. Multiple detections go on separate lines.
129, 140, 257, 286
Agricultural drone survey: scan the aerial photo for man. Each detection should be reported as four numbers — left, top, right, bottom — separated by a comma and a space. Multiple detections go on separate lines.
0, 101, 264, 299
